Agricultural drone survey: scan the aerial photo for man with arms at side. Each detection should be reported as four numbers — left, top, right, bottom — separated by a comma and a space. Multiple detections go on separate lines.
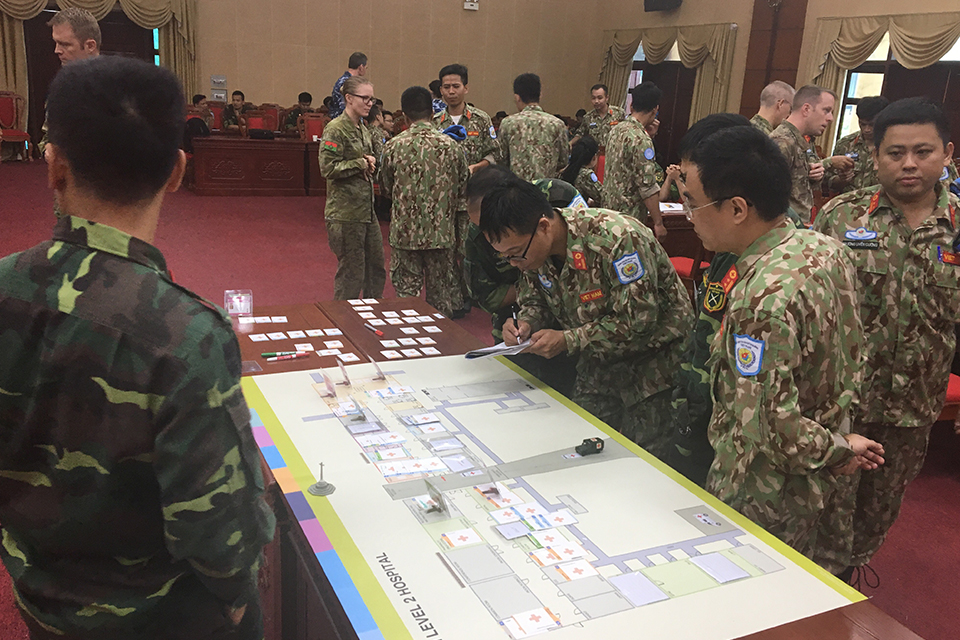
750, 80, 795, 135
813, 98, 959, 579
770, 85, 853, 223
571, 84, 625, 148
221, 90, 255, 131
495, 73, 568, 181
380, 86, 470, 317
604, 81, 667, 238
329, 52, 368, 119
481, 181, 694, 459
320, 76, 385, 300
283, 91, 313, 132
681, 125, 883, 565
0, 56, 274, 640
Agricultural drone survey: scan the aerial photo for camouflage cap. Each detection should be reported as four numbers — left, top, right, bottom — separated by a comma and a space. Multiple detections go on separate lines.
532, 178, 582, 209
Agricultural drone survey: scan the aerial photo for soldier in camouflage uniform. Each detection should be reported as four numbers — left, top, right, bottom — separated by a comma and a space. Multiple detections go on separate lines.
682, 125, 884, 567
561, 135, 603, 208
479, 180, 694, 460
813, 98, 960, 571
319, 76, 386, 300
380, 86, 470, 317
749, 80, 795, 136
283, 91, 313, 132
604, 81, 668, 237
495, 73, 568, 181
221, 90, 256, 130
571, 84, 625, 148
824, 96, 889, 195
0, 57, 274, 640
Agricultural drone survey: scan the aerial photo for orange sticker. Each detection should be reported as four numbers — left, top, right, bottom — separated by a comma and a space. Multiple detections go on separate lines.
466, 131, 479, 136
608, 121, 620, 126
720, 264, 739, 293
580, 289, 604, 303
572, 251, 587, 270
939, 247, 960, 266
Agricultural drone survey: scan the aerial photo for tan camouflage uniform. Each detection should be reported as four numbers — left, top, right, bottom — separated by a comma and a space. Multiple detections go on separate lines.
706, 223, 861, 563
380, 121, 470, 316
574, 166, 604, 208
516, 207, 694, 459
826, 132, 878, 194
770, 121, 819, 223
319, 114, 386, 300
749, 114, 773, 135
814, 185, 960, 567
603, 118, 660, 221
574, 106, 625, 148
495, 105, 568, 181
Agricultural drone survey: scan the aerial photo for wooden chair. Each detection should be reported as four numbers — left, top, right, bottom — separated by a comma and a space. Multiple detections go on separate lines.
258, 103, 282, 132
298, 112, 328, 141
0, 91, 33, 161
207, 101, 225, 130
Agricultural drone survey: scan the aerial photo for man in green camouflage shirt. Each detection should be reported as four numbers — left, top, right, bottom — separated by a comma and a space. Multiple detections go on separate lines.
0, 57, 274, 640
480, 181, 694, 460
770, 85, 854, 223
283, 91, 314, 131
571, 84, 625, 148
604, 81, 668, 238
380, 86, 470, 316
749, 80, 795, 136
682, 125, 884, 566
319, 76, 386, 300
221, 90, 256, 130
495, 73, 568, 181
825, 96, 889, 195
813, 98, 960, 572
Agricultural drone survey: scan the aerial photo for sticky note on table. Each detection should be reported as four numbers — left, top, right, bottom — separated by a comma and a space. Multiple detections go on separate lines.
324, 340, 344, 349
305, 329, 325, 337
338, 353, 360, 362
266, 332, 287, 340
401, 309, 418, 316
401, 349, 422, 357
358, 312, 376, 319
324, 328, 343, 336
369, 319, 386, 326
386, 318, 404, 325
380, 340, 400, 348
270, 316, 287, 323
420, 347, 441, 355
248, 334, 269, 342
286, 330, 306, 339
400, 327, 420, 335
424, 326, 442, 333
382, 311, 400, 318
416, 337, 436, 345
381, 350, 403, 359
398, 338, 417, 346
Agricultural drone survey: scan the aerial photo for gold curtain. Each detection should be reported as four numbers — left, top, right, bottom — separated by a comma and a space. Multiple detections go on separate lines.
158, 0, 198, 98
54, 0, 116, 21
597, 23, 737, 123
806, 12, 960, 150
0, 0, 45, 19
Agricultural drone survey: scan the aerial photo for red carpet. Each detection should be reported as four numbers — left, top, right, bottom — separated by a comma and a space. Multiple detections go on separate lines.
2, 161, 959, 639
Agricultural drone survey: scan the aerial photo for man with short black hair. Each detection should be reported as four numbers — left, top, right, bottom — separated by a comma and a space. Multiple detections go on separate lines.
814, 97, 959, 576
381, 86, 470, 316
495, 73, 568, 181
435, 64, 498, 174
283, 91, 314, 131
0, 55, 274, 640
221, 90, 254, 130
824, 96, 888, 194
571, 84, 624, 147
681, 125, 883, 564
481, 181, 693, 458
770, 85, 853, 222
751, 80, 795, 135
604, 81, 667, 237
329, 52, 368, 119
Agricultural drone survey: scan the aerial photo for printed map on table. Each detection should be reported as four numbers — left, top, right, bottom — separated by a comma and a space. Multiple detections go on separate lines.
243, 356, 862, 640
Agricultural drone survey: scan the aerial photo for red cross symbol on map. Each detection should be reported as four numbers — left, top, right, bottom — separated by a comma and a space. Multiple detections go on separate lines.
562, 548, 574, 555
572, 567, 584, 575
413, 463, 422, 469
553, 516, 564, 523
529, 614, 541, 623
387, 467, 395, 472
458, 535, 469, 542
525, 507, 537, 514
544, 535, 555, 542
501, 511, 513, 518
501, 497, 513, 504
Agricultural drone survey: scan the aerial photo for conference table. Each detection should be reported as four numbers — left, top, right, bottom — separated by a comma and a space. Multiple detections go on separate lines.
191, 136, 325, 196
238, 299, 923, 640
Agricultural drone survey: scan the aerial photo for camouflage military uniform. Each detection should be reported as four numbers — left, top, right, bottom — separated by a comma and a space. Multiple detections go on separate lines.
749, 114, 773, 135
329, 71, 351, 119
814, 185, 960, 567
574, 106, 625, 148
941, 160, 959, 190
220, 102, 255, 128
495, 105, 568, 181
380, 121, 469, 316
706, 223, 861, 562
516, 207, 693, 459
0, 216, 275, 639
320, 113, 386, 300
603, 118, 660, 221
826, 132, 877, 194
574, 166, 603, 207
770, 121, 819, 223
284, 106, 309, 131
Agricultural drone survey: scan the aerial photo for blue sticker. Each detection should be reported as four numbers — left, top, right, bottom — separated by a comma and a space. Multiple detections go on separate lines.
590, 171, 599, 183
613, 252, 644, 284
643, 147, 655, 161
734, 335, 765, 376
844, 227, 878, 241
489, 125, 497, 140
538, 274, 554, 290
589, 122, 597, 128
942, 167, 950, 181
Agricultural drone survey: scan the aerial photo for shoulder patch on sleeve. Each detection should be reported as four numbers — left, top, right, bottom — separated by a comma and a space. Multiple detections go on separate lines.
613, 252, 644, 284
589, 171, 598, 183
323, 140, 338, 149
489, 125, 497, 139
568, 194, 588, 211
734, 334, 765, 376
643, 147, 655, 161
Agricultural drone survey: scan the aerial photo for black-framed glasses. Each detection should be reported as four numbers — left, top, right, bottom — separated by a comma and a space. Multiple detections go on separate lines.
498, 230, 537, 263
347, 93, 376, 105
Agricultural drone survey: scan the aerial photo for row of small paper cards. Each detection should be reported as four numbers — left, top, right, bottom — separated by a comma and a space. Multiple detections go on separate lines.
248, 327, 342, 341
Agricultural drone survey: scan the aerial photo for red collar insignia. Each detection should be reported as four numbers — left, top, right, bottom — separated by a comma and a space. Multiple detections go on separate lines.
571, 250, 587, 270
720, 264, 739, 293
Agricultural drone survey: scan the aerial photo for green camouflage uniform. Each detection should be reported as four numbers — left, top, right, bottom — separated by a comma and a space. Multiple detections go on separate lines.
770, 121, 819, 223
603, 118, 660, 221
749, 114, 773, 135
574, 166, 604, 207
495, 105, 568, 181
705, 223, 861, 564
941, 160, 959, 190
516, 207, 694, 459
320, 113, 386, 300
0, 216, 275, 639
380, 121, 470, 316
814, 185, 960, 567
827, 132, 877, 194
283, 107, 308, 131
220, 102, 255, 128
574, 106, 625, 148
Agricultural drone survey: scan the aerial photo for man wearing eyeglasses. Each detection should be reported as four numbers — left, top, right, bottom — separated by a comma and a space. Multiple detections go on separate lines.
680, 125, 884, 566
750, 81, 795, 136
479, 181, 694, 460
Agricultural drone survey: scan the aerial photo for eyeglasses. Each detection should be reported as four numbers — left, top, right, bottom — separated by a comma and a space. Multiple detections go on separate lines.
682, 197, 737, 221
498, 230, 537, 262
348, 93, 376, 105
